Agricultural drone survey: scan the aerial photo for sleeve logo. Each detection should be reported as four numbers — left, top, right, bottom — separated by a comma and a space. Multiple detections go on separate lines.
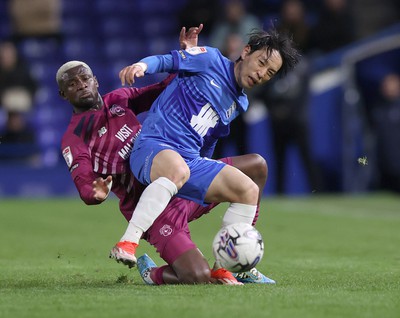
186, 47, 207, 55
178, 50, 187, 59
62, 146, 73, 168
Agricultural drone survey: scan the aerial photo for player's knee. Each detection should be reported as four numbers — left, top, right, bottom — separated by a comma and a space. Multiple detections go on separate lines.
242, 180, 259, 204
161, 162, 190, 189
172, 164, 190, 189
254, 154, 268, 181
246, 153, 268, 183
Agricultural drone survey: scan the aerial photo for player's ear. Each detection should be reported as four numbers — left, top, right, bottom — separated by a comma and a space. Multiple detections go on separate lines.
94, 76, 99, 87
241, 45, 251, 60
59, 89, 66, 99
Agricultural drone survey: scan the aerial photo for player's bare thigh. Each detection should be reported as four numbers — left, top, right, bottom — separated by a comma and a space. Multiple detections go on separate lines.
204, 165, 259, 204
230, 154, 268, 200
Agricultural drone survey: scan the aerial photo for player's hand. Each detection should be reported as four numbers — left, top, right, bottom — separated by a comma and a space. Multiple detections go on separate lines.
179, 24, 203, 50
119, 63, 147, 86
92, 175, 113, 201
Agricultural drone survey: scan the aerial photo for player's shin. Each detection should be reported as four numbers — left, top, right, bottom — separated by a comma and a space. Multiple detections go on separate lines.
120, 177, 178, 243
222, 202, 257, 227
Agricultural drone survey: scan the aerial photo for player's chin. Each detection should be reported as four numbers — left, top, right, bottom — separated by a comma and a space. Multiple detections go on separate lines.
80, 95, 95, 103
77, 99, 95, 109
242, 77, 256, 89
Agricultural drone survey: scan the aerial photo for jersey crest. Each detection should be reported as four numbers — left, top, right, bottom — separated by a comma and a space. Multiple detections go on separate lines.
109, 104, 126, 117
159, 224, 173, 236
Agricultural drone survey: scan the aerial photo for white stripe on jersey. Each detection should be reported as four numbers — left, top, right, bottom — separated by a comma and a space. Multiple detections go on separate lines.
102, 133, 116, 174
94, 155, 99, 172
88, 137, 98, 172
111, 140, 121, 175
96, 130, 109, 174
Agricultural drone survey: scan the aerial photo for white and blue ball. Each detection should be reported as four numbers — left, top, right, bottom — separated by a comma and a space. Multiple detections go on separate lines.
212, 223, 264, 273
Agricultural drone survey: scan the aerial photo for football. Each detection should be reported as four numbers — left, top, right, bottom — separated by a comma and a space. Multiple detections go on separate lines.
212, 223, 264, 273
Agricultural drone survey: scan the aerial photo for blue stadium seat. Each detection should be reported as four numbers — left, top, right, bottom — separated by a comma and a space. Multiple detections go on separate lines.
141, 16, 178, 37
36, 124, 65, 163
18, 38, 62, 62
61, 0, 94, 16
100, 17, 141, 38
63, 37, 104, 60
62, 16, 96, 37
110, 59, 131, 75
136, 0, 184, 14
0, 0, 8, 13
31, 100, 70, 128
147, 35, 177, 55
94, 0, 136, 14
104, 37, 147, 60
31, 61, 63, 85
0, 12, 10, 40
34, 86, 60, 107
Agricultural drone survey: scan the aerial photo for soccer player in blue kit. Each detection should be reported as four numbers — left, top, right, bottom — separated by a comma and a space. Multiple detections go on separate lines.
111, 25, 300, 267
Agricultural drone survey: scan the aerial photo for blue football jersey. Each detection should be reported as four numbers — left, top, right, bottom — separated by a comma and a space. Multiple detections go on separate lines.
137, 46, 248, 157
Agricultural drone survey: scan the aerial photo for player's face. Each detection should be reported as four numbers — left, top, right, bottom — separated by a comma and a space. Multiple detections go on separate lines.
59, 65, 99, 111
235, 46, 283, 89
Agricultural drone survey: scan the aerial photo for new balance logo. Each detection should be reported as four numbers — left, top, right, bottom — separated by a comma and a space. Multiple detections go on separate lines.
210, 79, 221, 89
98, 126, 107, 137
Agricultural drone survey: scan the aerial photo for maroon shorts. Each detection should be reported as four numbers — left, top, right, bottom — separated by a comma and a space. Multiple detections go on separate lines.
143, 196, 218, 265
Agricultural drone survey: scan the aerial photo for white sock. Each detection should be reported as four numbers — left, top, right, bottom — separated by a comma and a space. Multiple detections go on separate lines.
222, 202, 257, 227
120, 177, 177, 243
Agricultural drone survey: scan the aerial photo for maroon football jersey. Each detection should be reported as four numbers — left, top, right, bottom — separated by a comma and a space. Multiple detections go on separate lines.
61, 77, 173, 220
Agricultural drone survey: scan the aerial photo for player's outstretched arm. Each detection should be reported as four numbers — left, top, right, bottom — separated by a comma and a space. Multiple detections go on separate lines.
92, 175, 113, 202
120, 24, 204, 86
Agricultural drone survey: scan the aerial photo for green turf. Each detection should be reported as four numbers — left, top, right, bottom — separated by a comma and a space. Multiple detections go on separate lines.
1, 194, 399, 318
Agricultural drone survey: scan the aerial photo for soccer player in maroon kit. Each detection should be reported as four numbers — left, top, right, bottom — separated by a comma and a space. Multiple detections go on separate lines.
57, 26, 274, 285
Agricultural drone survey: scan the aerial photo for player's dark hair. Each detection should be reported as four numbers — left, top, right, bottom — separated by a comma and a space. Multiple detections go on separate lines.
245, 27, 300, 76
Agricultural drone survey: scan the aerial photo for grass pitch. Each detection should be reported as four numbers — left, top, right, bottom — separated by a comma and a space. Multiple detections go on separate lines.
1, 194, 399, 318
